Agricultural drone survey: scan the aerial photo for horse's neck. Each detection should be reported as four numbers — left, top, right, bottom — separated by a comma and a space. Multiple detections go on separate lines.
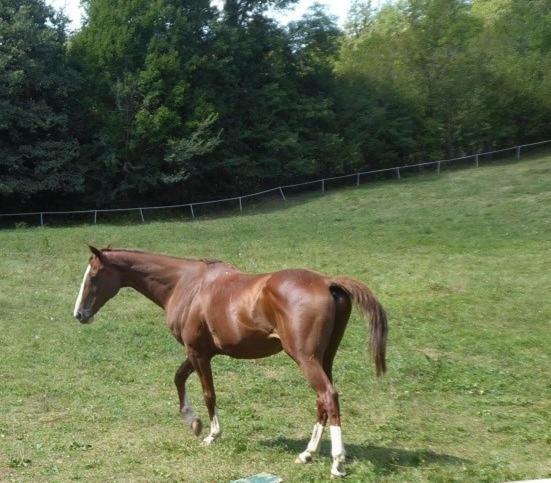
105, 251, 204, 309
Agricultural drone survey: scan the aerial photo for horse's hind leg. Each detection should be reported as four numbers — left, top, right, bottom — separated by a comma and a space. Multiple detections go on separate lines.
293, 291, 351, 475
295, 358, 347, 477
323, 286, 351, 383
174, 358, 202, 436
295, 395, 326, 464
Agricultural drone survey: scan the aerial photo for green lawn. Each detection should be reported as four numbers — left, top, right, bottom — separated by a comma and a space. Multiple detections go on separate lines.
1, 154, 550, 482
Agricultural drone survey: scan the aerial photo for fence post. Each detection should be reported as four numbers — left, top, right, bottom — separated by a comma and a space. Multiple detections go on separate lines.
396, 167, 401, 179
321, 179, 325, 193
437, 161, 441, 175
94, 210, 97, 224
189, 204, 195, 219
139, 208, 145, 223
516, 146, 521, 160
356, 173, 360, 186
238, 197, 243, 214
475, 154, 479, 168
279, 187, 286, 201
40, 213, 44, 228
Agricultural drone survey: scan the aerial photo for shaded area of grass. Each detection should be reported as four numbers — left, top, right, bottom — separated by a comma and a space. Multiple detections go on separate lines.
264, 437, 469, 475
1, 154, 550, 481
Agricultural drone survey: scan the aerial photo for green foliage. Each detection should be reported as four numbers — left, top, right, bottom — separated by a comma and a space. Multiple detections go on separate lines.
472, 0, 551, 142
68, 0, 220, 203
163, 113, 222, 183
336, 0, 551, 168
0, 0, 82, 199
2, 0, 551, 211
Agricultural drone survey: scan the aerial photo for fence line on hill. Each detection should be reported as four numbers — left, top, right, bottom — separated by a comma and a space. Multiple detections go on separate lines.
2, 139, 550, 227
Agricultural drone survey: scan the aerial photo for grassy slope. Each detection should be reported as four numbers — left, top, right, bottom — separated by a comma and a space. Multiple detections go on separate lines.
0, 155, 550, 482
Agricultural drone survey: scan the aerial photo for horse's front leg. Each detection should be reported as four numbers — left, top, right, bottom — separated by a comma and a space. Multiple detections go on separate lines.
174, 358, 202, 436
189, 352, 221, 446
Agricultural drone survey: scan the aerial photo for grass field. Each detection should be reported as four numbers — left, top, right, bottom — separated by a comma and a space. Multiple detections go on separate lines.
1, 154, 550, 482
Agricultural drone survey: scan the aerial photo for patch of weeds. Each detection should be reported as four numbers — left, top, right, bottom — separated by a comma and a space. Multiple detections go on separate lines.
152, 467, 174, 479
9, 457, 32, 468
84, 461, 101, 470
157, 440, 192, 456
68, 441, 92, 451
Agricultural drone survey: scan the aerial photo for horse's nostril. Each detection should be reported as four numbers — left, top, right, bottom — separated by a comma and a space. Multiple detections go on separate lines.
75, 311, 83, 321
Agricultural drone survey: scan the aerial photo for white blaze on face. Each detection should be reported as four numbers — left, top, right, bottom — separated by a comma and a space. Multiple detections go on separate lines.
73, 264, 91, 317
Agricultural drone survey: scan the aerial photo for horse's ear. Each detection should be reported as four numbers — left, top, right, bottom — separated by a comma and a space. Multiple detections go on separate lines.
88, 244, 106, 262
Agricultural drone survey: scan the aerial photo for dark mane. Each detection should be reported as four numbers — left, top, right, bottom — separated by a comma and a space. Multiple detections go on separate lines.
200, 257, 226, 265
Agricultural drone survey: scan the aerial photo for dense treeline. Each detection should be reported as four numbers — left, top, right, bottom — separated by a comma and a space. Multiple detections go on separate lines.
1, 0, 550, 211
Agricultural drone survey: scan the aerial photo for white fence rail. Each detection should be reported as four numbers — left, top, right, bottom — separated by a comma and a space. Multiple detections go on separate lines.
2, 139, 550, 227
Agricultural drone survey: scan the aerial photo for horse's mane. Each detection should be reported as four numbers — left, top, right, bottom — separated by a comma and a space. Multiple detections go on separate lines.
99, 247, 232, 268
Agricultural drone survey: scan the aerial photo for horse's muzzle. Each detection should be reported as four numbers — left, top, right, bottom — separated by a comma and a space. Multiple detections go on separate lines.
75, 310, 93, 324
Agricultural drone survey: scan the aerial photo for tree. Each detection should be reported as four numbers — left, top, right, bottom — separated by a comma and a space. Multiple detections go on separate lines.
197, 3, 349, 193
70, 0, 221, 204
345, 0, 374, 37
336, 3, 428, 167
223, 0, 298, 25
472, 0, 551, 144
336, 0, 498, 165
0, 0, 82, 204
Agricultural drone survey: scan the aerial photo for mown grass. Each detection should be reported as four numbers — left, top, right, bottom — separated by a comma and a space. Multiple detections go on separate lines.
1, 153, 550, 482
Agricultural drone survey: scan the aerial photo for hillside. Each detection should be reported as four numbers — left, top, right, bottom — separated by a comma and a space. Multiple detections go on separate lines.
1, 154, 550, 481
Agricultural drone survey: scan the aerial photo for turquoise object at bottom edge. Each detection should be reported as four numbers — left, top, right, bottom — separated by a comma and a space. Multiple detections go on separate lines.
230, 472, 282, 483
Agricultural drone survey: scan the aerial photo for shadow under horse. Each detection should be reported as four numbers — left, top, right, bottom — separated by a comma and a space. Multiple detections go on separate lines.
263, 437, 469, 476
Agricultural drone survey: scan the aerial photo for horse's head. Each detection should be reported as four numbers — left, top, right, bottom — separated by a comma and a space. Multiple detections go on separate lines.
73, 245, 121, 323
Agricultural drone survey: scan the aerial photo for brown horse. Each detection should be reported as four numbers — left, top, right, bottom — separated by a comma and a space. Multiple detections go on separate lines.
73, 246, 388, 477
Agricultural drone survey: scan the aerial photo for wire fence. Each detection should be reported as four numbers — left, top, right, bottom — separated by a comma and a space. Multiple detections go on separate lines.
2, 139, 550, 227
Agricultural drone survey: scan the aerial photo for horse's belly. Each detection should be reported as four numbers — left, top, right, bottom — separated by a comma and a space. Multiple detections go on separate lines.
218, 333, 283, 359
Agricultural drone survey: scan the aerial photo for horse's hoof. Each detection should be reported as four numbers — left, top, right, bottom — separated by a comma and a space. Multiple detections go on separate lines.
331, 456, 346, 477
201, 435, 216, 446
331, 465, 346, 478
330, 466, 347, 478
295, 452, 312, 464
191, 418, 203, 437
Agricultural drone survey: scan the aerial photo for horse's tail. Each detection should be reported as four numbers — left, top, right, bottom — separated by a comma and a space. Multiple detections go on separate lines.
329, 276, 388, 376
